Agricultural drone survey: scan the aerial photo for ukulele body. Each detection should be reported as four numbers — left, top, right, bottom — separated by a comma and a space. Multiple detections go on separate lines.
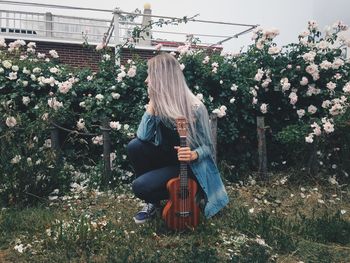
162, 176, 200, 230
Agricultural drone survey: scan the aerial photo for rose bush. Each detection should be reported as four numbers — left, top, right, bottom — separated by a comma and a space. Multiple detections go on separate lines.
1, 20, 350, 205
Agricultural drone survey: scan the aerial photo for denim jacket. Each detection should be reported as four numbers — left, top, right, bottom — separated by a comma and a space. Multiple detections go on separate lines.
136, 106, 229, 218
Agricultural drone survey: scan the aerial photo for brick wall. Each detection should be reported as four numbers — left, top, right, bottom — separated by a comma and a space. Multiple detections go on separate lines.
6, 39, 158, 71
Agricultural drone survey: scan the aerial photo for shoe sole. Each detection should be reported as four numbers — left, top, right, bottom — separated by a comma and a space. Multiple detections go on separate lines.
133, 210, 157, 224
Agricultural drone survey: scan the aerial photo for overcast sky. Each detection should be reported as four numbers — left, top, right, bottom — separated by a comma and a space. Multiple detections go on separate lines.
1, 0, 350, 51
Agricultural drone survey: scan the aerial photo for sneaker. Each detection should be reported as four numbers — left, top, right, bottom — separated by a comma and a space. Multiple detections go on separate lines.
133, 203, 158, 224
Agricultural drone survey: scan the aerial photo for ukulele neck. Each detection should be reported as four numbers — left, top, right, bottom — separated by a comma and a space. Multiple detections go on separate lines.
179, 136, 188, 189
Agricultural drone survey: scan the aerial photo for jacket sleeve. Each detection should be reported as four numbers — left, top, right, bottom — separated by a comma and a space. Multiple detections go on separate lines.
136, 111, 160, 143
191, 104, 214, 162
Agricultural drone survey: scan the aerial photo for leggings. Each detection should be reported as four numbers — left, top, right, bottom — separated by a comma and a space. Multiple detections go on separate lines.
127, 138, 195, 203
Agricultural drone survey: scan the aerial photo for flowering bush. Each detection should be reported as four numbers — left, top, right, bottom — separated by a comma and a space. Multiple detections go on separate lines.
1, 20, 350, 204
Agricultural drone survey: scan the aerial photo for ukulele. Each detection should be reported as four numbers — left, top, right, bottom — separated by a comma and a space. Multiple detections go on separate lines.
162, 117, 200, 230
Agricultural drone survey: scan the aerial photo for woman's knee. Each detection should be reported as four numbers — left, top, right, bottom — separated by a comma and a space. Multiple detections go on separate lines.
132, 178, 148, 199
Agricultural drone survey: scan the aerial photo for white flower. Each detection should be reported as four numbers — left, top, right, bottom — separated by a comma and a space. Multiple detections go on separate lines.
48, 97, 63, 110
95, 94, 104, 101
11, 155, 21, 164
110, 121, 121, 130
308, 20, 318, 30
323, 121, 334, 134
7, 72, 17, 80
342, 82, 350, 93
202, 56, 210, 64
268, 46, 281, 55
326, 81, 336, 91
322, 100, 331, 108
92, 135, 103, 145
211, 62, 219, 68
87, 75, 93, 81
317, 40, 329, 50
328, 175, 338, 185
332, 58, 344, 69
44, 139, 51, 148
11, 65, 19, 71
302, 51, 316, 62
27, 42, 36, 48
300, 77, 308, 86
280, 77, 291, 91
58, 81, 73, 94
49, 67, 59, 74
252, 97, 258, 104
124, 124, 129, 130
2, 60, 12, 69
49, 49, 59, 58
288, 92, 298, 105
230, 97, 236, 104
79, 101, 86, 108
76, 118, 85, 130
22, 96, 30, 106
111, 92, 120, 99
180, 64, 185, 71
260, 103, 268, 114
320, 60, 332, 70
307, 105, 317, 114
32, 67, 41, 74
340, 210, 347, 215
305, 134, 314, 143
254, 69, 264, 82
196, 93, 204, 101
6, 116, 17, 127
127, 65, 137, 77
311, 122, 321, 136
212, 105, 227, 118
37, 53, 46, 59
0, 38, 7, 48
102, 54, 111, 61
297, 109, 305, 118
96, 43, 105, 51
14, 244, 25, 253
231, 84, 238, 91
155, 43, 162, 50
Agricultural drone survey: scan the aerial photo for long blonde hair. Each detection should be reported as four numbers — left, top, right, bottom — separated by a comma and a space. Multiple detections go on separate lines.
147, 52, 214, 156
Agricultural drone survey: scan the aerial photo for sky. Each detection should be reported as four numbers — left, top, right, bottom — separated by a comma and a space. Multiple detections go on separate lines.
1, 0, 350, 51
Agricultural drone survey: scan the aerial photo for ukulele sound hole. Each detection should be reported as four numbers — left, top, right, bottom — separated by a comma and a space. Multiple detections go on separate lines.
177, 189, 189, 199
175, 211, 191, 217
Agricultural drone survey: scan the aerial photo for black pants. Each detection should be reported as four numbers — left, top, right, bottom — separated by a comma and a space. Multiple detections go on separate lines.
127, 138, 195, 203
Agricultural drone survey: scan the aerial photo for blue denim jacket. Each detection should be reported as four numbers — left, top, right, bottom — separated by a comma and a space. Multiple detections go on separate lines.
136, 107, 229, 218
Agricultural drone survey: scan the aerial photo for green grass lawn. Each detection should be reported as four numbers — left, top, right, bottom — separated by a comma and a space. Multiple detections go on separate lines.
1, 171, 350, 263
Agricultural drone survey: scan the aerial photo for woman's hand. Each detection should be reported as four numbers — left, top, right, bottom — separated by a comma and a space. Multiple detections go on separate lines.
174, 146, 198, 162
146, 99, 155, 115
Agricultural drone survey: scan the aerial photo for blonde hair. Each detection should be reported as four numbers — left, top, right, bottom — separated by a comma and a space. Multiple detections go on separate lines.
147, 52, 214, 156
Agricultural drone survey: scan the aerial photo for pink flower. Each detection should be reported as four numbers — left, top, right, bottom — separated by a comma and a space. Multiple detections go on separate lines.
155, 43, 162, 51
323, 121, 334, 134
307, 105, 317, 114
326, 81, 336, 91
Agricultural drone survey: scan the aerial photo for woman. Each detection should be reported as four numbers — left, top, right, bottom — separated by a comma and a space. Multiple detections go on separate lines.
127, 52, 229, 224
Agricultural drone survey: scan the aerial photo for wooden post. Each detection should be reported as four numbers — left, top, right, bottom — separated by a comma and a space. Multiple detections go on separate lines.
307, 137, 319, 176
101, 119, 111, 188
209, 113, 217, 162
50, 124, 61, 188
257, 116, 268, 180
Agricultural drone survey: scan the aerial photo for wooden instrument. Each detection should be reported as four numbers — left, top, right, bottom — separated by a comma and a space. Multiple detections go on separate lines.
162, 117, 200, 230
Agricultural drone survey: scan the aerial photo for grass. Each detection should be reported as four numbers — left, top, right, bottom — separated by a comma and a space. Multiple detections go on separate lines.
0, 171, 350, 262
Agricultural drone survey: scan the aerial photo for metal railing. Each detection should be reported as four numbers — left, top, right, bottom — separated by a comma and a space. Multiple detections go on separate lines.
0, 0, 259, 49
